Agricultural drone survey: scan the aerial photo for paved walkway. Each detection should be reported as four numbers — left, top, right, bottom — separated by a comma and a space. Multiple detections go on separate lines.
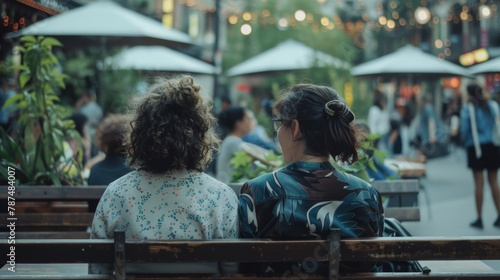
399, 148, 500, 270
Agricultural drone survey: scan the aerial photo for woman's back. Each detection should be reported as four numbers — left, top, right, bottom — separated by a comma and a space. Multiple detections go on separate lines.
239, 161, 383, 239
92, 169, 238, 240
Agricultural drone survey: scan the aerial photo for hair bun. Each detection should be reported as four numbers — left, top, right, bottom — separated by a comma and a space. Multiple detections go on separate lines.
325, 100, 355, 123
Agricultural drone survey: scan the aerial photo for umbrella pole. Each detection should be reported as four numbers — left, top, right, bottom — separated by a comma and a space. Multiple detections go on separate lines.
97, 37, 107, 108
212, 0, 221, 105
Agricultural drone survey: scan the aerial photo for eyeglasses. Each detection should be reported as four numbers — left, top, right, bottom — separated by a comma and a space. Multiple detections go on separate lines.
272, 118, 286, 132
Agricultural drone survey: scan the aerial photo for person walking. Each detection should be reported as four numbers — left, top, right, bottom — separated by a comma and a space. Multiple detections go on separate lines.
460, 84, 500, 229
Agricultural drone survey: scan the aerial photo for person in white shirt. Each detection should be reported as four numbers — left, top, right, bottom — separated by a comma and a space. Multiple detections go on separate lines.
215, 106, 254, 184
367, 92, 390, 151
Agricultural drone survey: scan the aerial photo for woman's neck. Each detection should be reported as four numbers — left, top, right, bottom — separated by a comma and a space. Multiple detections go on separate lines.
295, 154, 329, 163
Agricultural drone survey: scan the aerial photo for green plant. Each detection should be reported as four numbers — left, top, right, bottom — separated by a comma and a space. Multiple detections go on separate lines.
230, 150, 283, 183
230, 133, 395, 183
330, 133, 391, 182
0, 36, 84, 185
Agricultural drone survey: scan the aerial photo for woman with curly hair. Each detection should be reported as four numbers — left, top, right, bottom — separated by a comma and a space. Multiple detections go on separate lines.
90, 76, 238, 274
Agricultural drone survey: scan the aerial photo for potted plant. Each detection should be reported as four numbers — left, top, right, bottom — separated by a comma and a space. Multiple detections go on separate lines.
0, 36, 84, 186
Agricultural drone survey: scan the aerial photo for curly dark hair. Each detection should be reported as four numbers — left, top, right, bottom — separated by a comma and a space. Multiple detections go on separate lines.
95, 114, 128, 157
124, 76, 220, 173
275, 83, 361, 164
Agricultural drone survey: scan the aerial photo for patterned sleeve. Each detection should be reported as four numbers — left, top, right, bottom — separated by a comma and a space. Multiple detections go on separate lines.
238, 182, 259, 238
374, 187, 385, 237
238, 177, 280, 238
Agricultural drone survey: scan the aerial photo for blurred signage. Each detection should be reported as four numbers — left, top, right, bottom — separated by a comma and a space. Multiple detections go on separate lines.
459, 48, 489, 66
344, 82, 353, 107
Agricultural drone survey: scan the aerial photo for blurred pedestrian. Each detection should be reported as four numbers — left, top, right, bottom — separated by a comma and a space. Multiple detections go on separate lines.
239, 84, 384, 275
216, 106, 254, 184
242, 109, 278, 153
367, 91, 390, 152
89, 76, 238, 274
460, 84, 500, 229
75, 90, 103, 156
87, 114, 133, 185
417, 94, 447, 158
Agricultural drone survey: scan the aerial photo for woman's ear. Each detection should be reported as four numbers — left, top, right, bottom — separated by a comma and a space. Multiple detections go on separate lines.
291, 119, 302, 141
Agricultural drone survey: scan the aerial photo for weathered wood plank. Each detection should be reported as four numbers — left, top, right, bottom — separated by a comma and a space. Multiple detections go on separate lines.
0, 213, 94, 227
340, 237, 500, 261
4, 236, 500, 263
0, 231, 90, 239
0, 186, 106, 200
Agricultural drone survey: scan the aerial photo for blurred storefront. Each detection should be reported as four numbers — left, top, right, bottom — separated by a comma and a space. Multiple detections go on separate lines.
1, 0, 82, 59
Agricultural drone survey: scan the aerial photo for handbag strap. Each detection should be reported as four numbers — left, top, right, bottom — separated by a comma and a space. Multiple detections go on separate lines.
468, 103, 482, 158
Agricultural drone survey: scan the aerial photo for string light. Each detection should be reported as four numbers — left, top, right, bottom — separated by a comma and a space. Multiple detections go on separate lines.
240, 23, 252, 35
294, 10, 306, 22
176, 0, 498, 62
414, 6, 430, 25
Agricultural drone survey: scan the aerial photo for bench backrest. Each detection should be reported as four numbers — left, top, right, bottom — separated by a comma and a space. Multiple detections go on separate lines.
0, 179, 420, 239
2, 229, 500, 280
0, 185, 106, 239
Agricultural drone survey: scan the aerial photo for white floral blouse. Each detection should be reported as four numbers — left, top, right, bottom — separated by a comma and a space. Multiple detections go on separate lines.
89, 169, 239, 274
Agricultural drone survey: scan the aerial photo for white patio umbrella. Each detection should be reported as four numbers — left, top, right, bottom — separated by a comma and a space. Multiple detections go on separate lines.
351, 45, 471, 78
109, 46, 215, 75
468, 56, 500, 75
226, 39, 349, 77
4, 0, 193, 47
4, 0, 196, 105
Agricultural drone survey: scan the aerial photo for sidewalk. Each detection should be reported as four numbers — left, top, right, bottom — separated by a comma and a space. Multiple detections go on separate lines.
399, 148, 500, 270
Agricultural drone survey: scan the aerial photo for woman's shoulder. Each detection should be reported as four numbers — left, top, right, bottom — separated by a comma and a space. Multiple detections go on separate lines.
197, 172, 239, 198
241, 170, 284, 197
335, 170, 374, 190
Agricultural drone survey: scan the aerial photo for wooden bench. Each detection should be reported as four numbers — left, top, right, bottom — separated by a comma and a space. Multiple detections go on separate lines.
1, 228, 500, 279
0, 179, 419, 240
0, 185, 107, 239
372, 179, 420, 222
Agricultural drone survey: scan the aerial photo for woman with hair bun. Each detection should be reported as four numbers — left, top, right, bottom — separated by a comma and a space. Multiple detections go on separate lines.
90, 76, 238, 274
238, 84, 384, 274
